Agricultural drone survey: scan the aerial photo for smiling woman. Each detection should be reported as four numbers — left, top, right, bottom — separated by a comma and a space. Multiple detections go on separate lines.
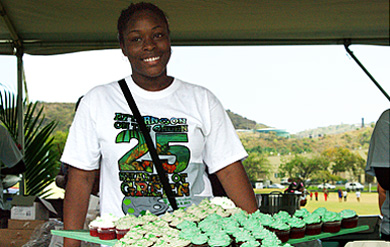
118, 3, 173, 91
60, 3, 257, 247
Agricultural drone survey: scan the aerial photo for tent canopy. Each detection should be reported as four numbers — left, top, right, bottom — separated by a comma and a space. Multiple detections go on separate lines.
0, 0, 389, 56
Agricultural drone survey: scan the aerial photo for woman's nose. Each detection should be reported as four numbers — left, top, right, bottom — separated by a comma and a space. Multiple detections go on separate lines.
143, 36, 156, 50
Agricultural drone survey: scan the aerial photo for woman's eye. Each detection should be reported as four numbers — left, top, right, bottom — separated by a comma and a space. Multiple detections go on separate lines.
154, 33, 163, 38
131, 37, 141, 42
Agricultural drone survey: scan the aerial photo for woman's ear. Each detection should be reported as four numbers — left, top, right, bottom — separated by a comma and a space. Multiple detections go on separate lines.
120, 42, 127, 57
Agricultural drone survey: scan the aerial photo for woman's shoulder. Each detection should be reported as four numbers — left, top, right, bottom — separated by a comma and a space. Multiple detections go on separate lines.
82, 80, 119, 99
175, 78, 215, 96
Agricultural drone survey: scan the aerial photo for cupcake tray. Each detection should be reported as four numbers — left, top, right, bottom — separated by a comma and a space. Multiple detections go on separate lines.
51, 229, 117, 246
51, 225, 369, 246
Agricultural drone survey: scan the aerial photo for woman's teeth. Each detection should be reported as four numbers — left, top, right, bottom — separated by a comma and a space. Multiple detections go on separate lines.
144, 56, 160, 62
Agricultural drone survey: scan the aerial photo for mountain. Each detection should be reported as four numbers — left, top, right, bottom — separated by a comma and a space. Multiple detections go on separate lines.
226, 110, 268, 130
36, 102, 371, 138
36, 102, 268, 133
35, 102, 76, 133
294, 123, 375, 138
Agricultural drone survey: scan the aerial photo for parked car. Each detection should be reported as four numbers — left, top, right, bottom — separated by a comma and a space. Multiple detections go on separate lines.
345, 182, 364, 192
317, 183, 336, 189
267, 183, 285, 189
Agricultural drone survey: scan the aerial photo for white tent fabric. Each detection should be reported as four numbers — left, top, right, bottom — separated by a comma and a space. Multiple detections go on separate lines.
1, 0, 389, 55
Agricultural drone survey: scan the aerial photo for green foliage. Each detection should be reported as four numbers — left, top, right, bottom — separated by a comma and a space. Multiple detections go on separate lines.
242, 152, 272, 182
279, 155, 329, 183
51, 130, 69, 162
239, 132, 314, 156
0, 91, 59, 198
322, 147, 366, 180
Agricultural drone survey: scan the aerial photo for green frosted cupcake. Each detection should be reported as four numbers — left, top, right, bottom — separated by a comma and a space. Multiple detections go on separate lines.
190, 233, 209, 247
340, 209, 358, 228
208, 232, 232, 247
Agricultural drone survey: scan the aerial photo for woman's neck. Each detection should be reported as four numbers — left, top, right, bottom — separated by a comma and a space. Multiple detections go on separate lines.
131, 74, 174, 92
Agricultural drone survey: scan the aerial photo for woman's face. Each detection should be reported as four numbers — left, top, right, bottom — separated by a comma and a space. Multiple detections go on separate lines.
120, 10, 171, 81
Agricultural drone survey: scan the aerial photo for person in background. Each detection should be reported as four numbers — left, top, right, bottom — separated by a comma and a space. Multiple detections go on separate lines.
343, 190, 348, 202
355, 190, 361, 202
365, 109, 390, 241
0, 125, 26, 211
61, 3, 258, 247
315, 191, 319, 201
338, 189, 342, 202
310, 191, 313, 200
323, 188, 328, 201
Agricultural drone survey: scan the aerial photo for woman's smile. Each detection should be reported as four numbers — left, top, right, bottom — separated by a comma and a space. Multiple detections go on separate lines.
143, 56, 160, 63
120, 9, 172, 90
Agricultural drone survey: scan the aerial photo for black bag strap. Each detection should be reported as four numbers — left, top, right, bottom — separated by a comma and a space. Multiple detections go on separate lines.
118, 79, 178, 210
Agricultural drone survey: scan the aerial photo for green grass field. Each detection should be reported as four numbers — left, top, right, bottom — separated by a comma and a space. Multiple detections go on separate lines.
254, 189, 381, 215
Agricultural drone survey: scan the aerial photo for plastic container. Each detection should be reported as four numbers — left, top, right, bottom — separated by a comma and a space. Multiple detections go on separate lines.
97, 227, 116, 240
342, 215, 359, 228
89, 226, 98, 237
290, 226, 306, 239
116, 228, 130, 240
323, 220, 341, 233
273, 229, 290, 243
305, 222, 323, 235
257, 191, 301, 215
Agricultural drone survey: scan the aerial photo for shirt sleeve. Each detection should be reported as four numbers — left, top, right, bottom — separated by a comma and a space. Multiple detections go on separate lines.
0, 126, 23, 168
202, 94, 248, 174
60, 95, 101, 170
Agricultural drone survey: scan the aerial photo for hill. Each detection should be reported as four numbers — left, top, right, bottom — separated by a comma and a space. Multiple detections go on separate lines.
36, 102, 267, 133
35, 102, 76, 133
294, 123, 375, 138
37, 102, 374, 144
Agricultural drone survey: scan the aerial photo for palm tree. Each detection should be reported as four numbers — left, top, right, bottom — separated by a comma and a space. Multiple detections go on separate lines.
0, 90, 59, 198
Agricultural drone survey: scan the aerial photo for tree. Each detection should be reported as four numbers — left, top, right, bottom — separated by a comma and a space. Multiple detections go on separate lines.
279, 155, 329, 184
322, 147, 366, 180
0, 91, 59, 198
242, 152, 272, 182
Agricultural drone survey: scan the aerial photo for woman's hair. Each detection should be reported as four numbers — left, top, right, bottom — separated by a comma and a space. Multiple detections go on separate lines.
117, 2, 170, 44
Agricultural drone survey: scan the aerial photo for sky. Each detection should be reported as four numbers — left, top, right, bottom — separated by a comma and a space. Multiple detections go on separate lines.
0, 45, 389, 134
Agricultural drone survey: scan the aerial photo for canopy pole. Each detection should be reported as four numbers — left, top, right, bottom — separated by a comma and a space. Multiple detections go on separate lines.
16, 48, 25, 195
344, 41, 390, 102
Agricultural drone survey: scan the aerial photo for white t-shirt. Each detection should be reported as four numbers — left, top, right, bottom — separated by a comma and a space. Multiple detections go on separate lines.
365, 109, 390, 175
61, 76, 247, 217
365, 109, 390, 235
0, 125, 23, 209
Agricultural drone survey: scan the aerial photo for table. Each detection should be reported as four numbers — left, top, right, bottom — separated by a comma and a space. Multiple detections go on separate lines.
51, 225, 369, 246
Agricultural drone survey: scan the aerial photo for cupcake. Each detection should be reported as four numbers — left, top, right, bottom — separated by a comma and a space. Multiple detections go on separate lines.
88, 218, 100, 237
312, 207, 327, 218
190, 233, 209, 247
232, 228, 254, 246
115, 214, 136, 240
322, 211, 342, 233
260, 232, 282, 246
91, 213, 118, 240
269, 220, 290, 243
166, 237, 191, 247
207, 232, 232, 247
273, 210, 291, 222
304, 214, 322, 235
250, 225, 271, 242
293, 208, 310, 219
287, 217, 306, 239
240, 239, 261, 247
97, 225, 116, 240
340, 209, 358, 228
